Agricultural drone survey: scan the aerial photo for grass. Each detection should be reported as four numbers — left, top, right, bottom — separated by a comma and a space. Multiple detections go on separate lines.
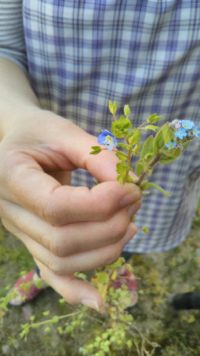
0, 197, 200, 355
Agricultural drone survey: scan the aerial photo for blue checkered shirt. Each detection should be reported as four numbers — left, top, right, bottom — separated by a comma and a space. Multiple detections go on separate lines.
1, 0, 200, 253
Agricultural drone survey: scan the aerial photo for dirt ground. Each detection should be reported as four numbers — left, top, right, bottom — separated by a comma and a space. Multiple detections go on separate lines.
0, 199, 200, 356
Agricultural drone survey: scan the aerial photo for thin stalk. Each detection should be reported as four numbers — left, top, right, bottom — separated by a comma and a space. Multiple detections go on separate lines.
136, 152, 163, 186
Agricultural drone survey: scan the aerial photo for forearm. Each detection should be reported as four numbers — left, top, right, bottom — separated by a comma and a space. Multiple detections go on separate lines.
0, 57, 41, 139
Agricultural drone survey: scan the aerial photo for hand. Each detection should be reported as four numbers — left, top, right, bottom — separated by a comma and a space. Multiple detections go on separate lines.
0, 109, 142, 309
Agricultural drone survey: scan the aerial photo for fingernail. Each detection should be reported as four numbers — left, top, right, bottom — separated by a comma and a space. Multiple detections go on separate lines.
129, 201, 142, 219
120, 190, 141, 208
81, 299, 99, 311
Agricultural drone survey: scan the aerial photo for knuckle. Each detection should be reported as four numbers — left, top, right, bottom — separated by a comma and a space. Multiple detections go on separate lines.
108, 212, 129, 243
47, 258, 63, 276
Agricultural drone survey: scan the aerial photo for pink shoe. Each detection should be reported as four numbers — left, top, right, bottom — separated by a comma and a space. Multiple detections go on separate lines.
8, 270, 47, 306
112, 268, 138, 308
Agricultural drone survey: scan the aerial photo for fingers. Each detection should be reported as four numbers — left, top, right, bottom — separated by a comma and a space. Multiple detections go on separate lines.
35, 259, 103, 308
2, 218, 137, 275
1, 153, 141, 225
0, 115, 141, 226
0, 199, 142, 256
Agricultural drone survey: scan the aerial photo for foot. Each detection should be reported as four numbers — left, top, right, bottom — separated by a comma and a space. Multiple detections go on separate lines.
113, 264, 138, 308
8, 270, 48, 306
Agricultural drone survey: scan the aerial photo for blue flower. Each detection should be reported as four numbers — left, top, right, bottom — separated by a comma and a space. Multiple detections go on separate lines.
175, 128, 187, 139
98, 130, 117, 151
166, 142, 177, 150
193, 126, 200, 138
182, 120, 195, 130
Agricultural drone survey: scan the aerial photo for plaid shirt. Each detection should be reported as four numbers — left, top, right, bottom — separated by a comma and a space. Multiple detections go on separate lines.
6, 0, 200, 253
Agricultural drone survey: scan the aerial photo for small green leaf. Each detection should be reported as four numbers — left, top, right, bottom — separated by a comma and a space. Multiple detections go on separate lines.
126, 175, 138, 184
182, 140, 191, 152
113, 101, 117, 114
124, 104, 130, 117
162, 147, 181, 158
132, 142, 142, 155
117, 143, 133, 150
109, 100, 113, 114
136, 161, 148, 176
129, 129, 141, 145
45, 327, 51, 333
127, 340, 132, 348
96, 272, 109, 284
116, 162, 128, 174
145, 125, 159, 132
140, 136, 154, 159
140, 181, 170, 196
162, 123, 175, 144
52, 316, 59, 324
43, 310, 50, 316
117, 174, 126, 185
36, 280, 43, 289
141, 226, 149, 234
112, 121, 124, 138
115, 151, 128, 162
147, 113, 162, 124
159, 154, 177, 164
154, 128, 164, 155
90, 146, 102, 155
30, 315, 35, 321
106, 257, 125, 269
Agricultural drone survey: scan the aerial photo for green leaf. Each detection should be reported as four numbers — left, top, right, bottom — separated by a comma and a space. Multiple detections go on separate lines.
96, 272, 109, 284
112, 121, 124, 138
162, 147, 181, 158
129, 129, 141, 145
127, 128, 137, 139
113, 101, 117, 114
36, 280, 43, 289
52, 316, 59, 324
127, 340, 132, 348
140, 181, 170, 196
140, 136, 154, 159
117, 143, 133, 150
124, 104, 130, 117
117, 174, 126, 185
45, 327, 51, 333
145, 125, 159, 132
118, 115, 132, 128
132, 142, 142, 155
30, 315, 35, 321
109, 100, 113, 113
106, 257, 125, 269
153, 128, 164, 155
116, 162, 128, 174
90, 146, 102, 155
162, 123, 175, 144
43, 310, 50, 316
147, 113, 162, 124
136, 161, 148, 176
182, 140, 191, 152
141, 226, 149, 234
159, 154, 177, 164
126, 175, 138, 184
115, 151, 128, 162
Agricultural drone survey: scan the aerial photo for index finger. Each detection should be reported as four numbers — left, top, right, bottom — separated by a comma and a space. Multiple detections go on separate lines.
3, 154, 141, 225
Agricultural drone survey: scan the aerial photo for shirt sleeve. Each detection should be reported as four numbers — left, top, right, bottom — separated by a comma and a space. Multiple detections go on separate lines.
0, 0, 28, 74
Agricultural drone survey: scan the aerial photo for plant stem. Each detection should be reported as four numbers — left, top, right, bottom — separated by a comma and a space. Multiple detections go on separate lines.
136, 152, 163, 186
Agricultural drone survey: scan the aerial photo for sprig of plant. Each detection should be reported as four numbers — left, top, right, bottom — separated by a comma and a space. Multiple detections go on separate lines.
90, 101, 199, 233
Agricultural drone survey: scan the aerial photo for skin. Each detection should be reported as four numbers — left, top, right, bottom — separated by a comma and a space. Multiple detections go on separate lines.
0, 58, 142, 309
